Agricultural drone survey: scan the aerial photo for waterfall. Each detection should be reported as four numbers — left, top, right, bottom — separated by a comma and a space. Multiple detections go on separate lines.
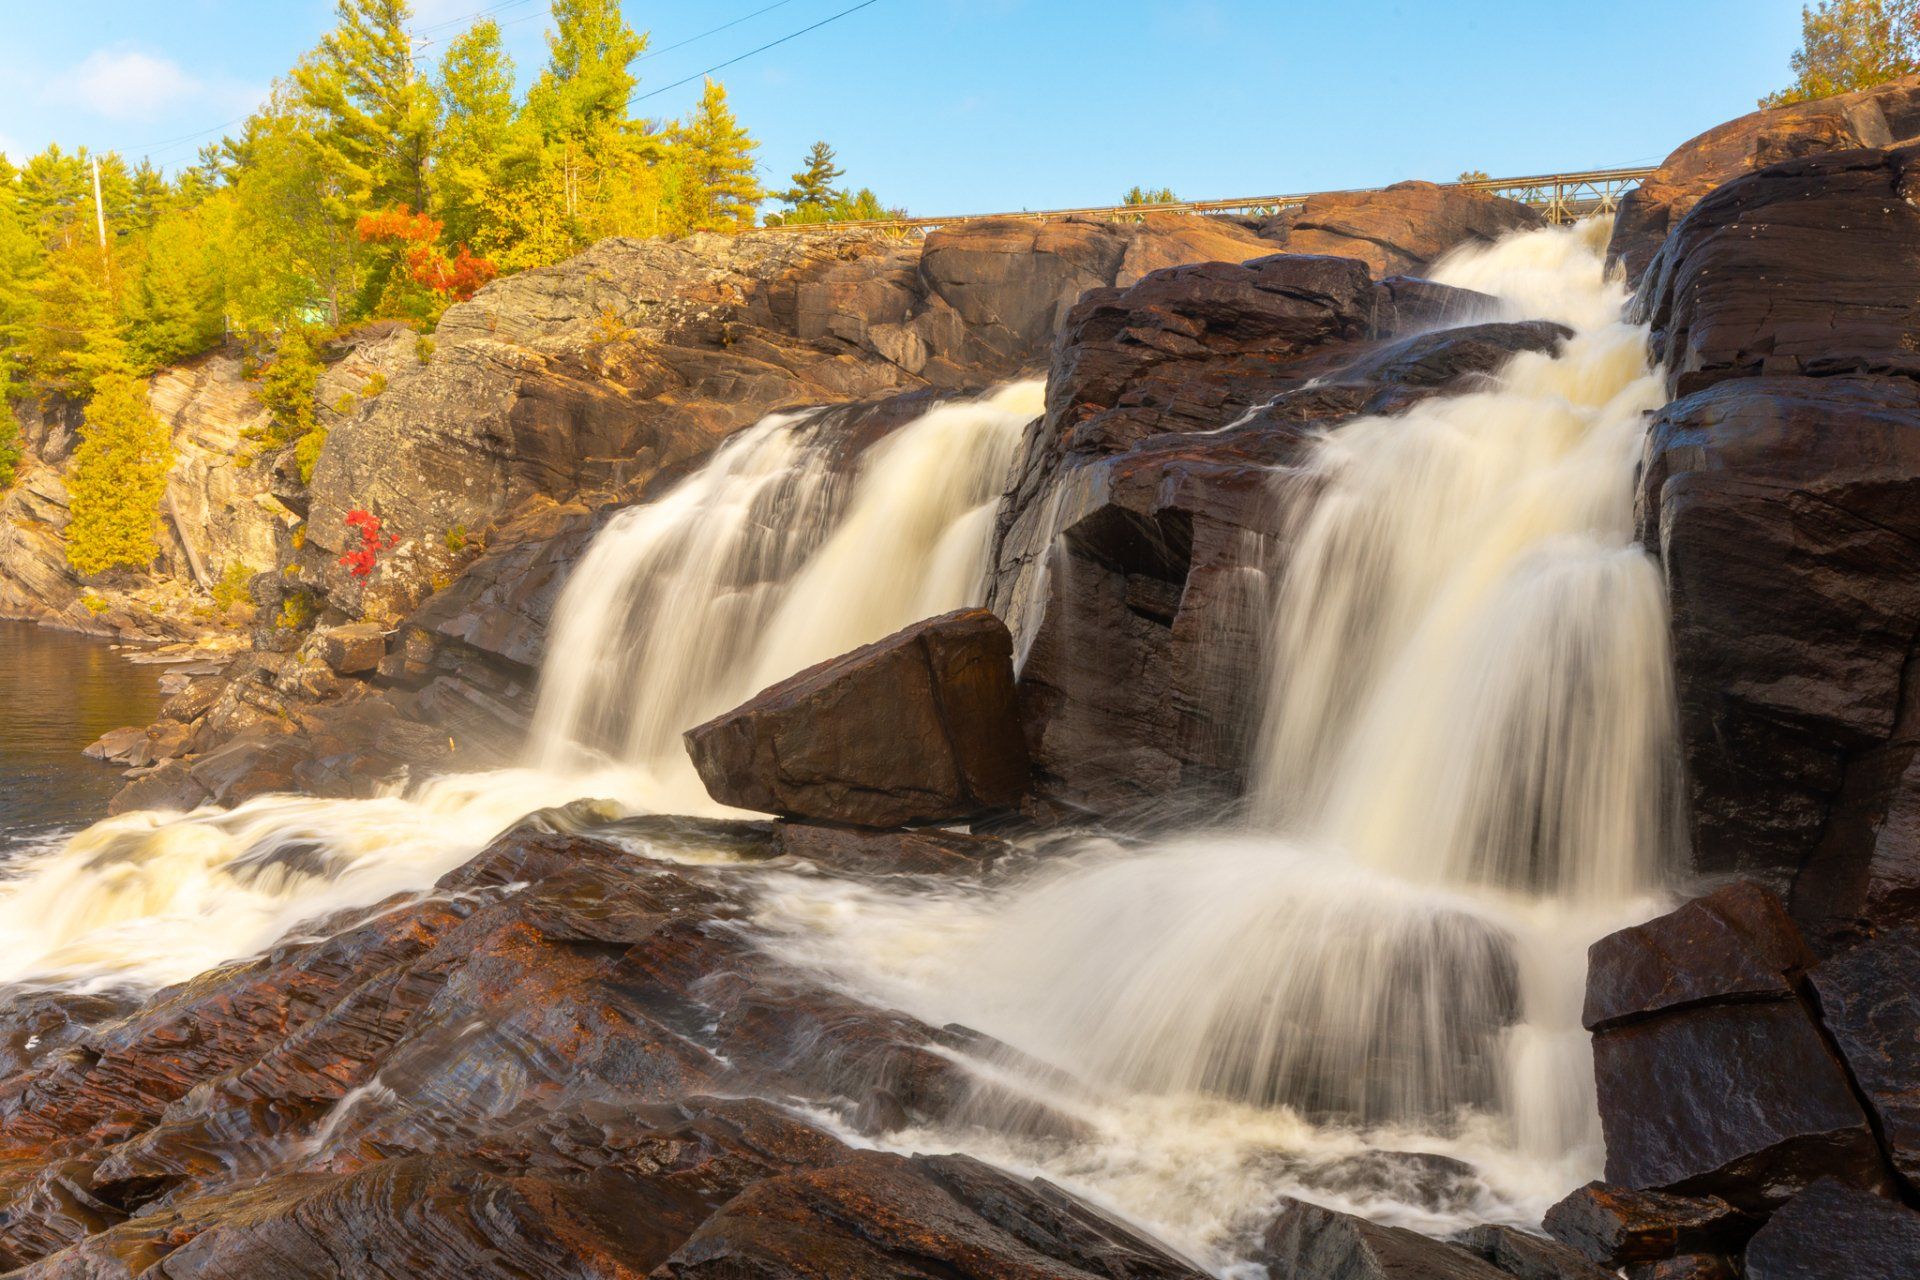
0, 384, 1039, 992
529, 383, 1038, 805
749, 219, 1684, 1251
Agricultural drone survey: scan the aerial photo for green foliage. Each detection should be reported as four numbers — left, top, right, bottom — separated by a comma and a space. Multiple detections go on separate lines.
297, 426, 329, 483
668, 80, 761, 233
293, 0, 437, 220
260, 327, 323, 447
81, 591, 110, 615
276, 589, 317, 631
433, 20, 517, 246
212, 561, 256, 611
0, 416, 20, 490
1123, 185, 1179, 206
362, 371, 387, 397
1765, 0, 1920, 105
414, 334, 435, 363
1457, 169, 1492, 183
128, 204, 226, 367
444, 522, 470, 552
776, 141, 846, 212
65, 374, 175, 576
5, 0, 783, 409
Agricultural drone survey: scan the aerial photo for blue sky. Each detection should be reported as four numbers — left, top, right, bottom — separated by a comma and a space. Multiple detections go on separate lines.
1, 0, 1808, 215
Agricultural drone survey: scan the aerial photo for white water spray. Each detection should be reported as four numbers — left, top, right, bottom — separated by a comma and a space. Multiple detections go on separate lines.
750, 220, 1684, 1262
0, 385, 1039, 991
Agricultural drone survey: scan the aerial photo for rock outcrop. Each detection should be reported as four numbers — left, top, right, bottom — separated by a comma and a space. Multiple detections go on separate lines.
0, 819, 1207, 1278
1609, 73, 1920, 281
989, 253, 1568, 821
1251, 179, 1545, 276
685, 608, 1029, 826
1633, 147, 1920, 938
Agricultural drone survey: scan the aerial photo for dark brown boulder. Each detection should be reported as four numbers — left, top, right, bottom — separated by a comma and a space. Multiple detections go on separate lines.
1450, 1224, 1612, 1280
1541, 1183, 1757, 1267
1257, 1198, 1509, 1279
1635, 145, 1920, 400
1610, 74, 1920, 282
1582, 882, 1815, 1031
1591, 1000, 1883, 1208
1625, 1256, 1741, 1280
684, 608, 1030, 826
1258, 180, 1544, 277
1808, 927, 1920, 1188
655, 1150, 1209, 1280
1637, 375, 1920, 922
1742, 1177, 1920, 1280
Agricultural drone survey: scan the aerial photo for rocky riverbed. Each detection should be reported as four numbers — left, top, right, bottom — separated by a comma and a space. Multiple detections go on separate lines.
3, 78, 1920, 1280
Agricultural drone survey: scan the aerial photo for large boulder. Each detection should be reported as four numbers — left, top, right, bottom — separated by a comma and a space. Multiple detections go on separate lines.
1581, 887, 1885, 1209
1635, 146, 1920, 400
684, 608, 1030, 826
1807, 927, 1920, 1187
1610, 73, 1920, 281
1253, 180, 1544, 276
1741, 1178, 1920, 1279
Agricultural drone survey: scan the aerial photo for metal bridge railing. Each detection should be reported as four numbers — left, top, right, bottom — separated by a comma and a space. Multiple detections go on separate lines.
765, 166, 1656, 235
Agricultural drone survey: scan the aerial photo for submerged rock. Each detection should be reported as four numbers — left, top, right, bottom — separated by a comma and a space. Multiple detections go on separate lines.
684, 608, 1030, 826
1258, 1198, 1509, 1279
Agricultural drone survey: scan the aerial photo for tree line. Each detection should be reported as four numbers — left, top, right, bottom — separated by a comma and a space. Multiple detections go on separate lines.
0, 0, 896, 569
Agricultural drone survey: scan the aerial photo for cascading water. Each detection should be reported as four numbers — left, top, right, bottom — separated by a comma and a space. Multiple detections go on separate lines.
0, 384, 1039, 991
0, 218, 1684, 1273
749, 218, 1685, 1260
530, 382, 1039, 804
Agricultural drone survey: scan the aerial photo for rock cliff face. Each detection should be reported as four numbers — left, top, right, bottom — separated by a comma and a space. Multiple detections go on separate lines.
1608, 72, 1920, 282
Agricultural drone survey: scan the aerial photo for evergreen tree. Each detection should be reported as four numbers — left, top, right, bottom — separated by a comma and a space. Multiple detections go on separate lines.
65, 373, 175, 576
432, 19, 516, 245
1122, 184, 1178, 206
524, 0, 646, 140
128, 160, 173, 231
776, 141, 845, 212
1765, 0, 1920, 105
27, 236, 129, 393
226, 98, 363, 330
128, 206, 226, 367
669, 80, 761, 233
293, 0, 437, 219
0, 165, 40, 401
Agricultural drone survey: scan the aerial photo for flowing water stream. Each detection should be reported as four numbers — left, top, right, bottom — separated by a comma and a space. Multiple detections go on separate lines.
0, 220, 1678, 1272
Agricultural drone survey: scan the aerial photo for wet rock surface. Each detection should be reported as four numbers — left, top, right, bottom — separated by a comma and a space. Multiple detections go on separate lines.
0, 823, 1209, 1278
1542, 1183, 1758, 1266
1258, 1197, 1509, 1280
685, 608, 1030, 826
1740, 1177, 1920, 1280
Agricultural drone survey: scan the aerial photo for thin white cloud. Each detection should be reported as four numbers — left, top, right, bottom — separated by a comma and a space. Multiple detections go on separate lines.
65, 48, 205, 121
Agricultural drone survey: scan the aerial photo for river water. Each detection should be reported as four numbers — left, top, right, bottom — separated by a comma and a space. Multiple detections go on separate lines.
0, 621, 165, 856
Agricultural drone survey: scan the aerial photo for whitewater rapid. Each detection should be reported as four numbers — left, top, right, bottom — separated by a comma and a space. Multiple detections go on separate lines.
0, 217, 1679, 1271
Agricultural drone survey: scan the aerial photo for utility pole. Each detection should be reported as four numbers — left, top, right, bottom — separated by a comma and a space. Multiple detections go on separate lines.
90, 155, 107, 251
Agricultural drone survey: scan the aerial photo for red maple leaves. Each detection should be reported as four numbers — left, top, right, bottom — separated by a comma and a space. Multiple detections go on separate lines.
355, 207, 499, 303
339, 508, 397, 578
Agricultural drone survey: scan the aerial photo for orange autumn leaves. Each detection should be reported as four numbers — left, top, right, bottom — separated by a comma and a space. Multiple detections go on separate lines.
354, 207, 499, 305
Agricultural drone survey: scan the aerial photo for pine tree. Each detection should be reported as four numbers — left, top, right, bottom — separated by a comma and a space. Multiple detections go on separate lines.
129, 206, 226, 367
27, 235, 129, 393
293, 0, 437, 220
1765, 0, 1920, 105
128, 160, 173, 232
0, 163, 40, 402
524, 0, 646, 140
777, 141, 845, 212
669, 79, 761, 233
65, 373, 175, 576
1122, 185, 1178, 206
432, 19, 516, 245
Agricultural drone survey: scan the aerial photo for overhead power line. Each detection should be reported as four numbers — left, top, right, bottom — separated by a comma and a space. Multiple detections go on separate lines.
636, 0, 802, 62
630, 0, 886, 104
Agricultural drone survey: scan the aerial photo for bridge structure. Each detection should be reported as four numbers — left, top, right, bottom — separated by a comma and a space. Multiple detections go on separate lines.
767, 166, 1656, 234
